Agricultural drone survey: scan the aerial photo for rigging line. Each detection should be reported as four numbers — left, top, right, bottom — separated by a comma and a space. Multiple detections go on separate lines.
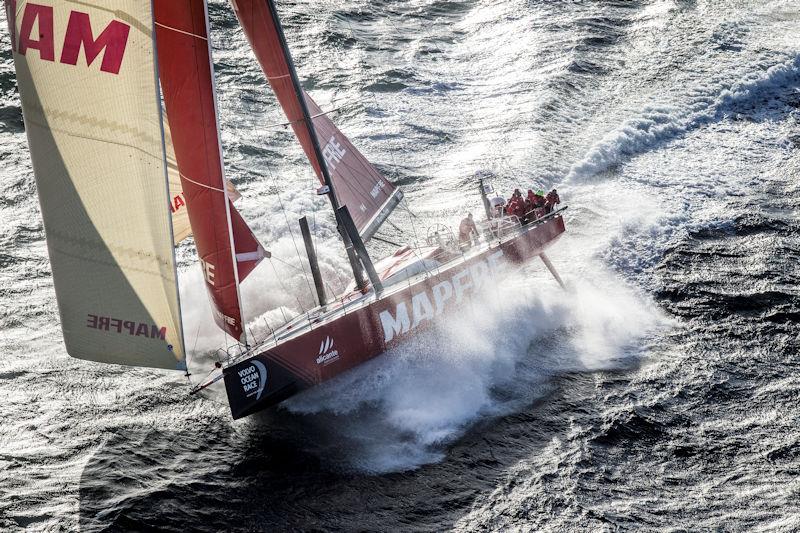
268, 255, 308, 317
371, 234, 402, 247
272, 251, 339, 304
262, 316, 277, 346
179, 172, 226, 193
396, 199, 418, 219
270, 254, 307, 272
387, 218, 405, 233
155, 22, 208, 41
272, 254, 338, 306
264, 105, 347, 129
263, 163, 317, 306
184, 321, 203, 383
268, 258, 291, 325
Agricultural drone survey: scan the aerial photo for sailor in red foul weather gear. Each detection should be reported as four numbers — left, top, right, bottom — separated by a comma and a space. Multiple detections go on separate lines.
505, 196, 515, 217
525, 189, 545, 220
459, 212, 479, 248
529, 189, 546, 208
523, 196, 533, 224
545, 189, 561, 213
505, 189, 526, 222
506, 197, 524, 221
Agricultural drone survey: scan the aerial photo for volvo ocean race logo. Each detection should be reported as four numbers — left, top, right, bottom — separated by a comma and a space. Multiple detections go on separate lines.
237, 360, 267, 400
316, 336, 339, 366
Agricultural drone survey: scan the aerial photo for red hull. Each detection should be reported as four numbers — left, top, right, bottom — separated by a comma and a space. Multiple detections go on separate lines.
224, 214, 566, 419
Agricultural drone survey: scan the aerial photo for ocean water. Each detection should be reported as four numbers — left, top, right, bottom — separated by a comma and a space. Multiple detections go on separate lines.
1, 0, 799, 531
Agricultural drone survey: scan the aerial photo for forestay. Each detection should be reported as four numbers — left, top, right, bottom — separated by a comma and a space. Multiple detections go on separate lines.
229, 0, 402, 240
6, 0, 184, 368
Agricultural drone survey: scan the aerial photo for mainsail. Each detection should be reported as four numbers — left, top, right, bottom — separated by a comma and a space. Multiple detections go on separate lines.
229, 0, 402, 240
7, 0, 184, 368
155, 0, 265, 342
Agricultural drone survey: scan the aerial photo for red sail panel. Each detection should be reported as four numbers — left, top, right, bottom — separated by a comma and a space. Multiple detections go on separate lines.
155, 0, 257, 341
229, 0, 401, 238
232, 206, 269, 280
305, 93, 402, 239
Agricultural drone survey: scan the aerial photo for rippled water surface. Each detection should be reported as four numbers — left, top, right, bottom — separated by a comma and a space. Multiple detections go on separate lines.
1, 1, 799, 531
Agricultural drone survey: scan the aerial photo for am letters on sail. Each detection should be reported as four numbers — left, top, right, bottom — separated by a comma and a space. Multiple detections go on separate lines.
6, 0, 186, 369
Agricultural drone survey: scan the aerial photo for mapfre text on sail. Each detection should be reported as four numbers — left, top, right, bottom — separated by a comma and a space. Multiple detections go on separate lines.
86, 314, 167, 341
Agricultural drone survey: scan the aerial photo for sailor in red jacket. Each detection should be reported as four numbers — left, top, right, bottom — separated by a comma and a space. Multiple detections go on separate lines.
525, 189, 545, 220
505, 189, 526, 222
545, 189, 560, 213
530, 189, 546, 207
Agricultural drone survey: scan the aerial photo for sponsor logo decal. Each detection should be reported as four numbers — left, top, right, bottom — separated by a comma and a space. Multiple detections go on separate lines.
86, 314, 166, 340
315, 336, 340, 366
322, 136, 346, 172
199, 258, 216, 286
210, 306, 237, 328
238, 360, 267, 400
7, 1, 131, 75
370, 180, 385, 199
379, 250, 505, 343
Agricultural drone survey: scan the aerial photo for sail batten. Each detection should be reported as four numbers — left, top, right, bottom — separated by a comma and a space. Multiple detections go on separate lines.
8, 0, 185, 369
229, 0, 401, 239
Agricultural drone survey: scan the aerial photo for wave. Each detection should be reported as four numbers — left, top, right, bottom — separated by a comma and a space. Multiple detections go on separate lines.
279, 268, 664, 473
566, 54, 800, 181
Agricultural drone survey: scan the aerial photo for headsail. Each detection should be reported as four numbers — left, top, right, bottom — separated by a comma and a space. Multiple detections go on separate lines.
155, 0, 265, 343
229, 0, 402, 240
165, 118, 242, 246
305, 93, 403, 240
7, 0, 184, 368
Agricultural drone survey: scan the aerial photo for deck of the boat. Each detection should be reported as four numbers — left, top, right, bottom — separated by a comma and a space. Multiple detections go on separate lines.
226, 208, 566, 366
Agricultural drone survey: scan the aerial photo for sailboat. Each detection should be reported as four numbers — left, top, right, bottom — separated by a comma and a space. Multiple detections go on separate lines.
7, 0, 567, 420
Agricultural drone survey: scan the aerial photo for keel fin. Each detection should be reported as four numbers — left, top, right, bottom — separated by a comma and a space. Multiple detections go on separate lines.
539, 253, 566, 290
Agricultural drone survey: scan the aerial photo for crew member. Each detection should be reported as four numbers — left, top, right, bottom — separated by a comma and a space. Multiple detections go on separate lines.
523, 196, 533, 225
529, 189, 546, 219
525, 189, 540, 223
459, 212, 479, 249
506, 189, 526, 222
545, 189, 561, 213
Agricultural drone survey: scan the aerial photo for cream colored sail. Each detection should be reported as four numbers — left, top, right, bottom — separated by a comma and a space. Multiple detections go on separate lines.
164, 123, 191, 245
8, 0, 185, 368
